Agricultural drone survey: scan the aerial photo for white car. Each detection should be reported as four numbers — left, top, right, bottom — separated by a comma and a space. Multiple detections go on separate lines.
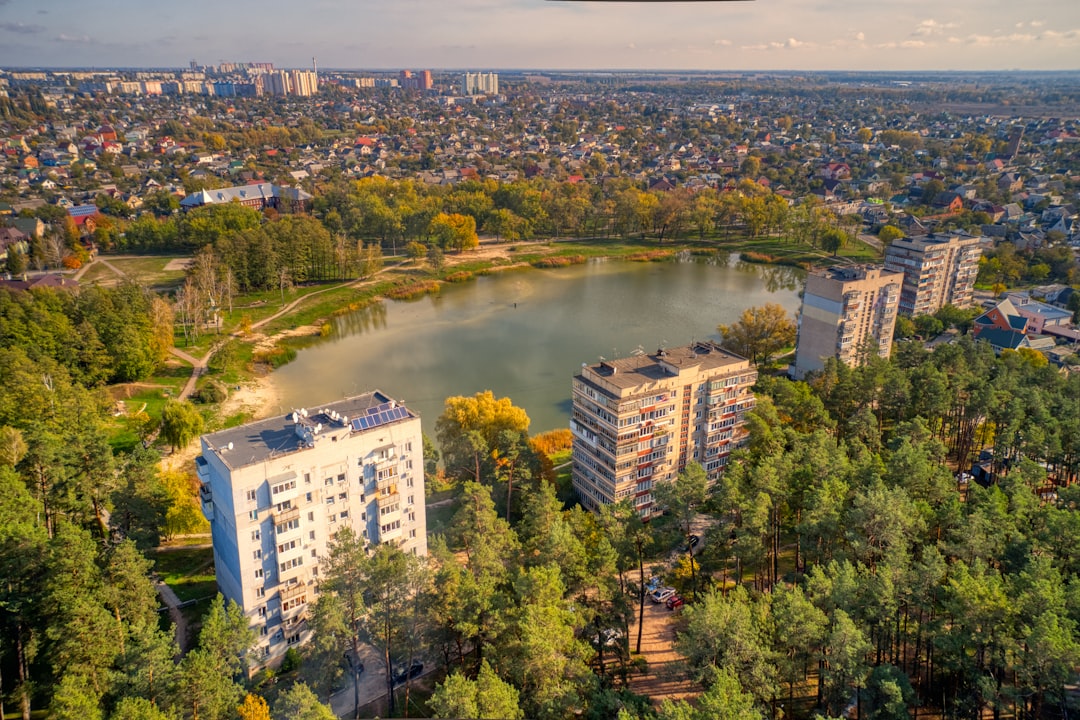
649, 587, 676, 604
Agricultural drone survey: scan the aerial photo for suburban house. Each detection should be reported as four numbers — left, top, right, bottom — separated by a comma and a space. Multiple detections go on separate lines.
972, 298, 1059, 353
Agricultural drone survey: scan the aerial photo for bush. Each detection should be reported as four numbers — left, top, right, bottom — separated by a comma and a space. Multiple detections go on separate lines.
530, 255, 586, 268
280, 647, 302, 674
385, 281, 441, 300
444, 271, 473, 283
196, 379, 228, 404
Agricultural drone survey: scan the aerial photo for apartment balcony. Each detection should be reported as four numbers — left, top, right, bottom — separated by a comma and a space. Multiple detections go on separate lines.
278, 560, 305, 586
199, 484, 214, 521
376, 491, 400, 509
273, 506, 300, 526
195, 456, 210, 484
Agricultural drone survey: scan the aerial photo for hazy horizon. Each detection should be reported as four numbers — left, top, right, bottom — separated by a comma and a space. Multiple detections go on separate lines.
1, 0, 1078, 72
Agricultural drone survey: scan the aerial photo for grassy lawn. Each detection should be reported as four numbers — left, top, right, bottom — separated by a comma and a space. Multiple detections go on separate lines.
79, 261, 119, 285
154, 546, 218, 604
109, 255, 190, 286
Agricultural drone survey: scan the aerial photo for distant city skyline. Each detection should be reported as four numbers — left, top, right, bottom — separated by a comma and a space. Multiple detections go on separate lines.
0, 0, 1078, 71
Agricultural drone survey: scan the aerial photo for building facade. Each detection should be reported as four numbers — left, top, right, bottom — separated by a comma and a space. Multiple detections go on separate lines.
571, 341, 756, 516
461, 72, 498, 96
792, 265, 903, 379
197, 392, 427, 667
883, 232, 982, 316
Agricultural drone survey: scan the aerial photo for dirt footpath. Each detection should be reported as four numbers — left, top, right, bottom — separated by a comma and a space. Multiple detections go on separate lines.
629, 598, 699, 706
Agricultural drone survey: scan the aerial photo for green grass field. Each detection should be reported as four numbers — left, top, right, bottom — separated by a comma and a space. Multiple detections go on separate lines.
154, 545, 217, 604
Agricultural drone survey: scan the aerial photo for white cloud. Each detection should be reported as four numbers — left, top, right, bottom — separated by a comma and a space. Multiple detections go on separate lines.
855, 31, 865, 41
913, 19, 959, 37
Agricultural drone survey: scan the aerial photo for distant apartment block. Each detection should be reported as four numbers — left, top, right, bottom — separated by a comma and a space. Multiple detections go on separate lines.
397, 70, 433, 91
197, 392, 427, 666
883, 232, 982, 316
264, 70, 318, 97
462, 72, 498, 96
572, 341, 756, 517
792, 265, 902, 379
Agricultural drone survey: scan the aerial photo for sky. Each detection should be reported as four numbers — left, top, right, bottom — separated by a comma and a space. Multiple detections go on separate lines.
0, 0, 1078, 72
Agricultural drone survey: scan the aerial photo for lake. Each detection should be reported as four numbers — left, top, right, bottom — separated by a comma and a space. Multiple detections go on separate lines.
270, 254, 805, 434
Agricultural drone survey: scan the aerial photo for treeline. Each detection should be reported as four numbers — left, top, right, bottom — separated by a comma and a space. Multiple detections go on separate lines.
111, 174, 868, 266
0, 282, 173, 384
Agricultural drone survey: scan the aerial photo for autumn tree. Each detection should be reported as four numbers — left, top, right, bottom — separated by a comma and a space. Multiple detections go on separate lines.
718, 303, 797, 366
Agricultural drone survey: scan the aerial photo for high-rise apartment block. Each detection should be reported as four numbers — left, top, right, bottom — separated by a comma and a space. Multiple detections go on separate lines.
397, 70, 434, 91
571, 341, 756, 516
462, 72, 498, 95
197, 392, 427, 667
792, 265, 903, 379
883, 232, 982, 316
263, 70, 318, 97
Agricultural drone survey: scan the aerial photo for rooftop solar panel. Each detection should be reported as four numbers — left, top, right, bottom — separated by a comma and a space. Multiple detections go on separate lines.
351, 405, 408, 433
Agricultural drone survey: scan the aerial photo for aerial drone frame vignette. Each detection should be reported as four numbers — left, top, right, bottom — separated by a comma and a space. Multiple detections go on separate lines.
0, 0, 1079, 718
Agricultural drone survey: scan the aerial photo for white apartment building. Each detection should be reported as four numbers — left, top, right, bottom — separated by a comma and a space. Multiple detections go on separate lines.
461, 72, 498, 96
197, 392, 427, 667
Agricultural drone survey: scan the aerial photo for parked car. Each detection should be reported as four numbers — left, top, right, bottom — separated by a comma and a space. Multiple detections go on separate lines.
645, 576, 662, 592
649, 587, 676, 603
681, 535, 700, 552
599, 627, 625, 647
666, 595, 685, 610
392, 660, 423, 685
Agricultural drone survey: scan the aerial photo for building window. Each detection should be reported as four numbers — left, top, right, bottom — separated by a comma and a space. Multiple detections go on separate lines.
305, 492, 312, 502
405, 441, 413, 452
304, 473, 311, 484
309, 531, 316, 540
260, 626, 268, 637
253, 550, 262, 560
282, 596, 307, 612
406, 478, 414, 488
406, 459, 413, 470
339, 492, 348, 501
255, 568, 263, 579
340, 510, 349, 519
246, 489, 257, 502
256, 586, 265, 598
361, 512, 366, 521
337, 473, 346, 483
410, 529, 416, 538
407, 495, 414, 505
251, 530, 261, 542
308, 512, 315, 521
279, 557, 303, 572
271, 480, 296, 495
258, 606, 266, 618
324, 477, 333, 486
326, 496, 335, 505
286, 633, 301, 645
273, 500, 292, 512
277, 539, 298, 554
249, 510, 259, 521
311, 549, 317, 558
329, 514, 337, 523
276, 518, 299, 534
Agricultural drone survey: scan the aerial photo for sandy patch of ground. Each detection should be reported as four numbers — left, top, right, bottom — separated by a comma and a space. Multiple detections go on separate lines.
248, 324, 323, 353
218, 372, 282, 422
630, 598, 700, 706
163, 258, 195, 271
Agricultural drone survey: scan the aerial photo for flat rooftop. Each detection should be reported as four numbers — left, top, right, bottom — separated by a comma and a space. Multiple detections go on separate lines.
201, 391, 416, 470
579, 341, 748, 391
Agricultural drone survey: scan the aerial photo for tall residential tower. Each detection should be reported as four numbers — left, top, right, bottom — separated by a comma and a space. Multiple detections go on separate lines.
883, 232, 982, 316
571, 341, 756, 517
197, 392, 427, 667
792, 265, 902, 379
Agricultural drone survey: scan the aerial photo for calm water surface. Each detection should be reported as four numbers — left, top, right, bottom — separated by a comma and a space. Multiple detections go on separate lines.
271, 255, 804, 433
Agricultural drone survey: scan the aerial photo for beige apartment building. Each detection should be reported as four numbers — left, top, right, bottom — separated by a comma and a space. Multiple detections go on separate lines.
197, 392, 426, 667
571, 341, 756, 517
792, 265, 902, 379
883, 232, 982, 316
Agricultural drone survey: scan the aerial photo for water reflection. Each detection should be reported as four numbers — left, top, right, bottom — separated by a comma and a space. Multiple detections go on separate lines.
273, 256, 805, 433
330, 301, 388, 340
